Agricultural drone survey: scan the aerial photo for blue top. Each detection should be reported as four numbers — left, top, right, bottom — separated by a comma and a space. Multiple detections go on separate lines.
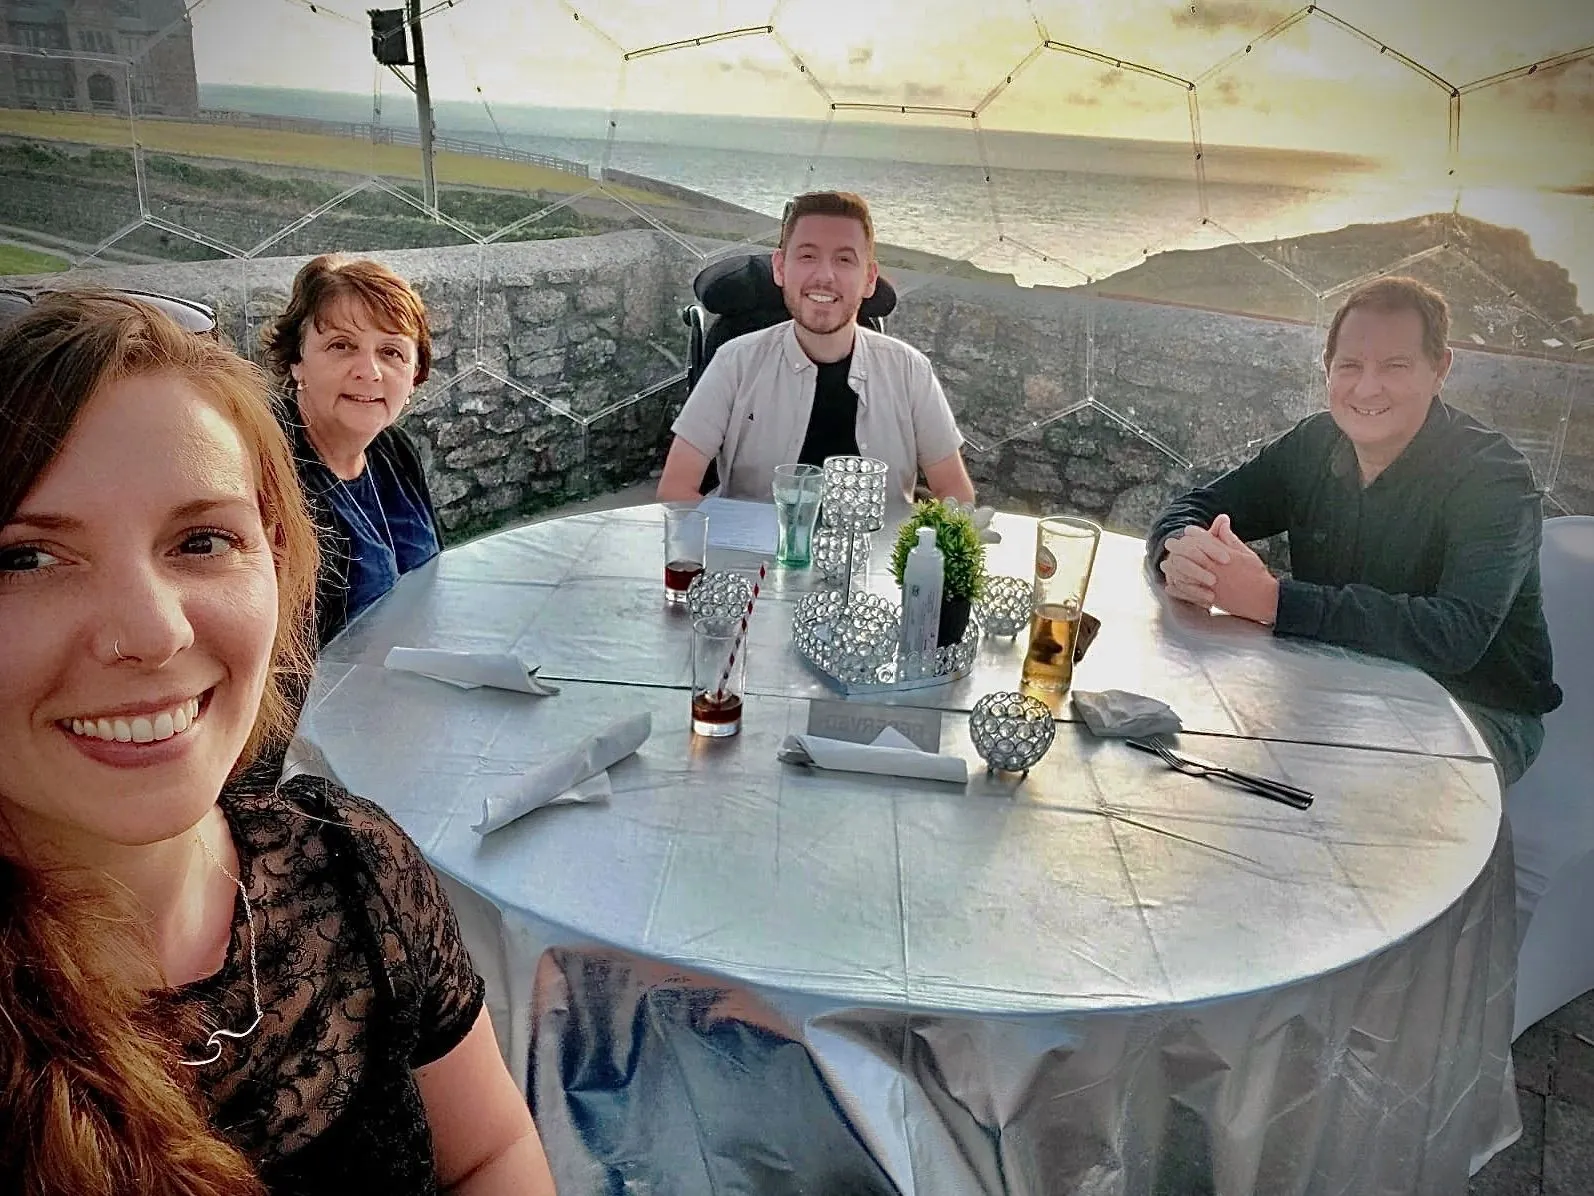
323, 449, 440, 623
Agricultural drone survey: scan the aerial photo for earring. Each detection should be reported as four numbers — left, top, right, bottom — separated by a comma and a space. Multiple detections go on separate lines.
113, 639, 130, 662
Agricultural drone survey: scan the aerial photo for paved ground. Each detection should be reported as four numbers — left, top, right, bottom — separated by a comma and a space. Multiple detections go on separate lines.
1471, 992, 1594, 1195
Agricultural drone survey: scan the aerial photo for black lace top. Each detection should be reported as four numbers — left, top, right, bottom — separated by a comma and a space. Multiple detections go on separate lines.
169, 775, 485, 1194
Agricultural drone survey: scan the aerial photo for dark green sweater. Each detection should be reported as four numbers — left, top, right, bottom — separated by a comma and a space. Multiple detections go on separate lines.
1148, 399, 1562, 716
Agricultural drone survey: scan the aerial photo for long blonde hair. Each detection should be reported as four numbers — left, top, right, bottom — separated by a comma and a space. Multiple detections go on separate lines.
0, 292, 320, 1194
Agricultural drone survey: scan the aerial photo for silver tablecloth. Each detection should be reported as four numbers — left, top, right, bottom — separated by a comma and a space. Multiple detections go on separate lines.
299, 504, 1518, 1195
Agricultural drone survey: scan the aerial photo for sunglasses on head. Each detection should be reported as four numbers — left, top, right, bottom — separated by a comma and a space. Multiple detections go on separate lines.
0, 287, 219, 337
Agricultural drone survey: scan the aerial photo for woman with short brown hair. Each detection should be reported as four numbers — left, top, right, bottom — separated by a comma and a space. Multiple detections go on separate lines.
263, 254, 444, 644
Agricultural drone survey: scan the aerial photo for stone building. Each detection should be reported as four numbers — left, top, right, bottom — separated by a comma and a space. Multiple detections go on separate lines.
0, 0, 197, 116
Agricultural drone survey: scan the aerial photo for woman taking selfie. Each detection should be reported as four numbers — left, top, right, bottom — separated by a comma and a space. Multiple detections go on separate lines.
263, 254, 444, 645
0, 293, 554, 1194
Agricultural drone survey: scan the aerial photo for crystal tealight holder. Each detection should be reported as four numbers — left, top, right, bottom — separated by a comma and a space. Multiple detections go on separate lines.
820, 455, 889, 533
977, 575, 1035, 638
812, 527, 871, 588
969, 691, 1056, 775
686, 569, 754, 621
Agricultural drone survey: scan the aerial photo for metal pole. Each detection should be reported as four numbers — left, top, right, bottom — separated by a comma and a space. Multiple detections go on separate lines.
408, 0, 436, 212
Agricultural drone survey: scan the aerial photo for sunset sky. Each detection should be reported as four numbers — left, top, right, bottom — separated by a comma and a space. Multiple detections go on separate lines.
185, 0, 1591, 181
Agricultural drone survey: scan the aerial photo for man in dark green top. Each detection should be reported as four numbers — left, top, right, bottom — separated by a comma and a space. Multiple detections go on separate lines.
1149, 276, 1561, 784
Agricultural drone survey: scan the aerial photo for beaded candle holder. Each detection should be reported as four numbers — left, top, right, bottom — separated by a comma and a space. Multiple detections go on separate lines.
820, 455, 889, 532
820, 456, 888, 606
977, 575, 1036, 638
969, 691, 1056, 775
686, 570, 754, 621
812, 527, 872, 587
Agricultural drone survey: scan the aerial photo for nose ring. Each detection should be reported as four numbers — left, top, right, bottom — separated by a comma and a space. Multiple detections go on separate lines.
113, 639, 130, 662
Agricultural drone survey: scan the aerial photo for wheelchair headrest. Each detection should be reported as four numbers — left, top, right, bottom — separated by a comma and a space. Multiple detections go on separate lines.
694, 252, 897, 320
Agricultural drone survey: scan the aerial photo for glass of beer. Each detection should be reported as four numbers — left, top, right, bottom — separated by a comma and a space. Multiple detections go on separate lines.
1021, 516, 1102, 694
663, 507, 708, 604
772, 463, 824, 568
691, 615, 745, 737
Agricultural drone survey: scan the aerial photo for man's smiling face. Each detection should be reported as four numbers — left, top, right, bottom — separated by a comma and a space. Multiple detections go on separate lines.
773, 213, 879, 340
1324, 305, 1452, 469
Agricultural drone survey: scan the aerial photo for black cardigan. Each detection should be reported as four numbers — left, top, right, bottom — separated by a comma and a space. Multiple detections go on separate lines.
278, 401, 445, 647
1148, 400, 1561, 716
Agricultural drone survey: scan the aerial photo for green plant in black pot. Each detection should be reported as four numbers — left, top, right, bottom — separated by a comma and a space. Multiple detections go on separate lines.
890, 499, 987, 647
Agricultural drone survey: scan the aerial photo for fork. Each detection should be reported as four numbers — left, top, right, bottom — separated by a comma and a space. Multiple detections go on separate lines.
1127, 736, 1314, 810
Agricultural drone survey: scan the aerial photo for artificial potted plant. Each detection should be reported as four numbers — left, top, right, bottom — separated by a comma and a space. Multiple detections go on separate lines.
890, 499, 987, 647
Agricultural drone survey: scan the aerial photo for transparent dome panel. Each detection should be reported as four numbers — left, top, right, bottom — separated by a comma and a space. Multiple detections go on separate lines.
403, 368, 591, 539
1322, 0, 1594, 87
888, 267, 1093, 455
572, 0, 781, 62
1553, 379, 1594, 515
415, 0, 659, 246
1456, 57, 1594, 346
1195, 10, 1458, 307
803, 106, 996, 278
0, 50, 142, 274
601, 25, 807, 253
977, 43, 1204, 284
1089, 268, 1326, 475
777, 0, 1037, 114
1027, 0, 1269, 84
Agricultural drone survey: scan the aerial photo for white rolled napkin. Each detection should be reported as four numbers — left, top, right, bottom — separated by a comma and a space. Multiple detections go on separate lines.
385, 647, 561, 695
472, 711, 651, 834
779, 726, 968, 784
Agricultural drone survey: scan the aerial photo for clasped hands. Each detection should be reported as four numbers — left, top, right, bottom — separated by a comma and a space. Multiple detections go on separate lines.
1159, 513, 1280, 625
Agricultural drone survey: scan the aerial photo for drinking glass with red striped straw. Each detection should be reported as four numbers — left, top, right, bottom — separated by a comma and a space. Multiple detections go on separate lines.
690, 563, 765, 737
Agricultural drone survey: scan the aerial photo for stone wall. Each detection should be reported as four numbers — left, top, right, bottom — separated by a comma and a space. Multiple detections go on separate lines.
46, 232, 696, 540
22, 230, 1592, 545
892, 276, 1593, 527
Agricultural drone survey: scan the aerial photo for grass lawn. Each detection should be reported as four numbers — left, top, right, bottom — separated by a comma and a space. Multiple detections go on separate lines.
0, 243, 70, 275
0, 109, 679, 208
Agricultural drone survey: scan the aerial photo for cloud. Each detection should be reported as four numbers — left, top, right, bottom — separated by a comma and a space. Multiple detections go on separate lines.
1209, 75, 1247, 107
1096, 68, 1124, 90
729, 54, 800, 84
1171, 2, 1293, 34
903, 80, 954, 106
1503, 56, 1594, 117
818, 76, 956, 106
1065, 91, 1102, 107
847, 45, 873, 68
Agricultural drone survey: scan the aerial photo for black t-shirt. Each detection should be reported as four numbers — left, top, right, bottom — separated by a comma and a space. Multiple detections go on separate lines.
797, 355, 860, 466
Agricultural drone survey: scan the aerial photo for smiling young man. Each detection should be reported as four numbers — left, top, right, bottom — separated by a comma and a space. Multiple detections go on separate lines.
1148, 276, 1561, 784
656, 191, 976, 506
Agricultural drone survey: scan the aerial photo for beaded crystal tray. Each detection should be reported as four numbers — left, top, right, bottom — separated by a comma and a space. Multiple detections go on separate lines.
791, 589, 981, 694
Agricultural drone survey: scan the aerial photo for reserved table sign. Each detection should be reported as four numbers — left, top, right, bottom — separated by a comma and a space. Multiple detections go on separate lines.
806, 699, 944, 753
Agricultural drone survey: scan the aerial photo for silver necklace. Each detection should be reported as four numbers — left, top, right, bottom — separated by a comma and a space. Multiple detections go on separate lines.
179, 831, 263, 1068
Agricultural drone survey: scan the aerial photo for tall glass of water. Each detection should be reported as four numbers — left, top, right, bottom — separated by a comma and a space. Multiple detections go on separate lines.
772, 463, 824, 568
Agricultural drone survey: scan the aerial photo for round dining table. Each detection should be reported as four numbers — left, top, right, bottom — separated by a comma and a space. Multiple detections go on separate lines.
291, 502, 1520, 1196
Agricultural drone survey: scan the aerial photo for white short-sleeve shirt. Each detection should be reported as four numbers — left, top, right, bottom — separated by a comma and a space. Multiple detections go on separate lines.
669, 320, 965, 503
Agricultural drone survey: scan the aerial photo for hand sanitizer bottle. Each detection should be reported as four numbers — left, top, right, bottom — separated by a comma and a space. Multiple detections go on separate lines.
899, 526, 944, 679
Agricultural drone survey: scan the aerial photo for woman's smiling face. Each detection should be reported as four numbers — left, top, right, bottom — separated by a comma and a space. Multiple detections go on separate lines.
0, 370, 278, 851
291, 297, 420, 450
